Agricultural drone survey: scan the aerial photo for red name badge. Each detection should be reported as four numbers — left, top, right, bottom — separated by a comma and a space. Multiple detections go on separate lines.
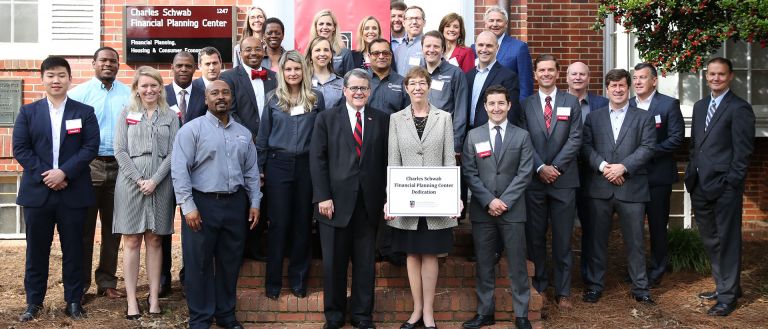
126, 112, 142, 125
475, 141, 492, 158
65, 119, 82, 134
654, 115, 662, 128
67, 128, 80, 134
478, 150, 492, 158
556, 107, 570, 121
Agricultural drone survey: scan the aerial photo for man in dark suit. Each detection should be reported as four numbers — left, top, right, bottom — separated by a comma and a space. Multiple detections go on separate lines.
684, 57, 754, 316
13, 56, 100, 322
220, 36, 277, 262
566, 61, 608, 283
520, 54, 582, 309
462, 85, 533, 329
474, 6, 533, 100
192, 46, 223, 91
309, 69, 390, 329
159, 50, 208, 297
629, 62, 684, 286
581, 69, 656, 305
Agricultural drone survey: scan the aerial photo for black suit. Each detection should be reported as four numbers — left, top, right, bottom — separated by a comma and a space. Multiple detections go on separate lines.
164, 83, 207, 123
581, 105, 655, 298
309, 105, 389, 326
520, 90, 582, 297
13, 98, 100, 305
684, 90, 754, 305
466, 63, 521, 128
629, 93, 684, 281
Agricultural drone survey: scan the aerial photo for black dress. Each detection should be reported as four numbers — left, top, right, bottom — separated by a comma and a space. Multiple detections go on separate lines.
391, 116, 455, 255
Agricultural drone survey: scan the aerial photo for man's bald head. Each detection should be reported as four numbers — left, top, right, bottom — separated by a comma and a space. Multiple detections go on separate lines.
475, 31, 499, 67
476, 31, 498, 46
205, 80, 232, 115
566, 61, 590, 93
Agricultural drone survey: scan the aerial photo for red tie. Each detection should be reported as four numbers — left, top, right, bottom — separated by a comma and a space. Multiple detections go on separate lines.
544, 96, 553, 131
354, 111, 363, 157
251, 68, 267, 80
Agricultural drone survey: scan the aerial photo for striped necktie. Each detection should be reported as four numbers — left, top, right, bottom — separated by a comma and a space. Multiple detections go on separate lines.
354, 111, 363, 157
705, 98, 716, 130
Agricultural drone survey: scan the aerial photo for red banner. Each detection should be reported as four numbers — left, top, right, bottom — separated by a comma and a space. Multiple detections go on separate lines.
294, 1, 390, 53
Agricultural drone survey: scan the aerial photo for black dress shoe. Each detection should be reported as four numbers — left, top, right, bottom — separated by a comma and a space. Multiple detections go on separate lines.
291, 288, 307, 298
462, 314, 495, 328
125, 298, 142, 320
582, 289, 602, 303
244, 251, 267, 262
266, 290, 280, 300
707, 302, 736, 316
323, 322, 343, 329
399, 318, 423, 329
351, 319, 376, 329
64, 302, 86, 320
634, 295, 656, 305
515, 317, 532, 329
18, 304, 42, 322
698, 290, 718, 300
221, 320, 245, 329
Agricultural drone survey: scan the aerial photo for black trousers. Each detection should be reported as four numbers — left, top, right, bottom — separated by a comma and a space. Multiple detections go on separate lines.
645, 184, 672, 281
264, 154, 313, 293
319, 194, 377, 325
24, 191, 87, 305
576, 183, 592, 283
692, 183, 743, 304
183, 189, 248, 329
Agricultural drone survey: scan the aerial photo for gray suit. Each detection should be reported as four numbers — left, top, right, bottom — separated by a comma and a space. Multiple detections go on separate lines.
462, 121, 533, 317
581, 105, 655, 297
520, 90, 582, 297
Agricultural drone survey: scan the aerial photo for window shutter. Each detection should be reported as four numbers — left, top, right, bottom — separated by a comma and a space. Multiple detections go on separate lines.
49, 0, 100, 55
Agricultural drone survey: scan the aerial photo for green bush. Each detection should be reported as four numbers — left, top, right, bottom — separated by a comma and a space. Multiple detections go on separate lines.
667, 228, 710, 274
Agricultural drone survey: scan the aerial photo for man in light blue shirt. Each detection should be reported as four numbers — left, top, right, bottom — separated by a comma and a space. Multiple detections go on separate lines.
393, 6, 426, 76
68, 46, 130, 300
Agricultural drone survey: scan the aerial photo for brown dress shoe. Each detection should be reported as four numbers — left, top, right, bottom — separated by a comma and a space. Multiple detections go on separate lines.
556, 295, 572, 309
98, 287, 126, 299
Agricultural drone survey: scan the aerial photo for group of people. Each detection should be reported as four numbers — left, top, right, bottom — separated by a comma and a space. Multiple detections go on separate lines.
12, 3, 754, 329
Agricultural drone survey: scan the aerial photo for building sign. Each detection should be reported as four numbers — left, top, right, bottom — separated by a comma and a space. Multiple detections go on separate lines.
0, 79, 22, 126
124, 6, 236, 63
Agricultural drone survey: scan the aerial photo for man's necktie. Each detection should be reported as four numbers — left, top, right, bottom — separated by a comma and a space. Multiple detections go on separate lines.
178, 90, 187, 123
544, 96, 553, 131
251, 69, 267, 80
354, 111, 363, 157
705, 98, 716, 130
494, 126, 502, 156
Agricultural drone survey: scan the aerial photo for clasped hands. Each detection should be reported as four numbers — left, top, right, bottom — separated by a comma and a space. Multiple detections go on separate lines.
538, 165, 560, 184
602, 163, 626, 186
42, 169, 67, 190
136, 178, 157, 195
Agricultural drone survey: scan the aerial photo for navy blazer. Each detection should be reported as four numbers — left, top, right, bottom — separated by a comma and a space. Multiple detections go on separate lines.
165, 83, 207, 123
630, 92, 684, 186
220, 66, 278, 139
467, 63, 521, 128
473, 34, 533, 100
587, 92, 608, 114
12, 98, 99, 208
684, 91, 755, 200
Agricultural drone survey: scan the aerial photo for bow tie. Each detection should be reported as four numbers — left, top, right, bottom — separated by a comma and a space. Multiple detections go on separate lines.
251, 68, 267, 80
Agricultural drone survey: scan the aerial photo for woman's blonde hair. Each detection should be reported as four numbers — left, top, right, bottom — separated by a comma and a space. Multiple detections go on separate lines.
305, 36, 336, 76
310, 9, 343, 54
128, 66, 169, 113
355, 16, 381, 53
275, 50, 318, 113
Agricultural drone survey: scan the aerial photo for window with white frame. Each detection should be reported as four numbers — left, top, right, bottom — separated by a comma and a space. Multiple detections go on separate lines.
0, 175, 23, 239
0, 0, 100, 59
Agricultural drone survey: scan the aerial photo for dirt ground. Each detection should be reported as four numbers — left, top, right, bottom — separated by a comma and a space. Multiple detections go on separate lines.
0, 231, 767, 329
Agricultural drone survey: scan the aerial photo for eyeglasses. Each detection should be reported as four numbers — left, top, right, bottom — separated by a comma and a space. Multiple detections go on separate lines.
406, 81, 429, 88
347, 86, 370, 93
369, 51, 391, 57
405, 17, 423, 21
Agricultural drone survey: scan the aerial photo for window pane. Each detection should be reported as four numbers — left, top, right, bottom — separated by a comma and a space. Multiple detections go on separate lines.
752, 70, 768, 105
0, 4, 10, 42
14, 3, 37, 43
0, 207, 18, 234
753, 45, 768, 69
725, 40, 748, 69
680, 72, 701, 106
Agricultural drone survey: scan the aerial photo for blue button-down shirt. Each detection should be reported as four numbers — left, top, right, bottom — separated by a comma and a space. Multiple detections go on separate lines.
171, 111, 262, 215
68, 77, 131, 156
394, 34, 424, 76
470, 61, 495, 126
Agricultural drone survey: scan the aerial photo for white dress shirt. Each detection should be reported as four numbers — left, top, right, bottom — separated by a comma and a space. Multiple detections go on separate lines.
599, 102, 629, 172
635, 90, 655, 111
241, 63, 266, 118
488, 119, 507, 150
48, 97, 67, 169
538, 87, 558, 114
346, 103, 365, 136
172, 82, 192, 107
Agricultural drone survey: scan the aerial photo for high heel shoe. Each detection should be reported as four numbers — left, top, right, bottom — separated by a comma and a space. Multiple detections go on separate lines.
145, 295, 162, 316
125, 299, 141, 320
399, 318, 423, 329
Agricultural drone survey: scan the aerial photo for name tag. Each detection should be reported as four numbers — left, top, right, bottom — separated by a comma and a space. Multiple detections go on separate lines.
312, 79, 318, 87
408, 56, 421, 66
431, 80, 445, 91
556, 107, 570, 120
170, 105, 182, 118
655, 114, 662, 128
476, 141, 492, 158
290, 105, 305, 116
126, 112, 143, 125
65, 119, 82, 134
387, 83, 402, 92
448, 57, 459, 67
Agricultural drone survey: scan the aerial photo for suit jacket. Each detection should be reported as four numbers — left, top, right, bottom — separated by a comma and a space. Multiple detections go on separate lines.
191, 77, 207, 95
473, 34, 533, 100
581, 105, 655, 202
467, 63, 521, 127
165, 83, 207, 123
220, 66, 278, 138
630, 92, 684, 186
521, 90, 582, 189
587, 92, 609, 112
310, 104, 390, 228
684, 91, 755, 200
449, 46, 476, 73
13, 98, 100, 208
386, 105, 457, 230
462, 122, 533, 223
